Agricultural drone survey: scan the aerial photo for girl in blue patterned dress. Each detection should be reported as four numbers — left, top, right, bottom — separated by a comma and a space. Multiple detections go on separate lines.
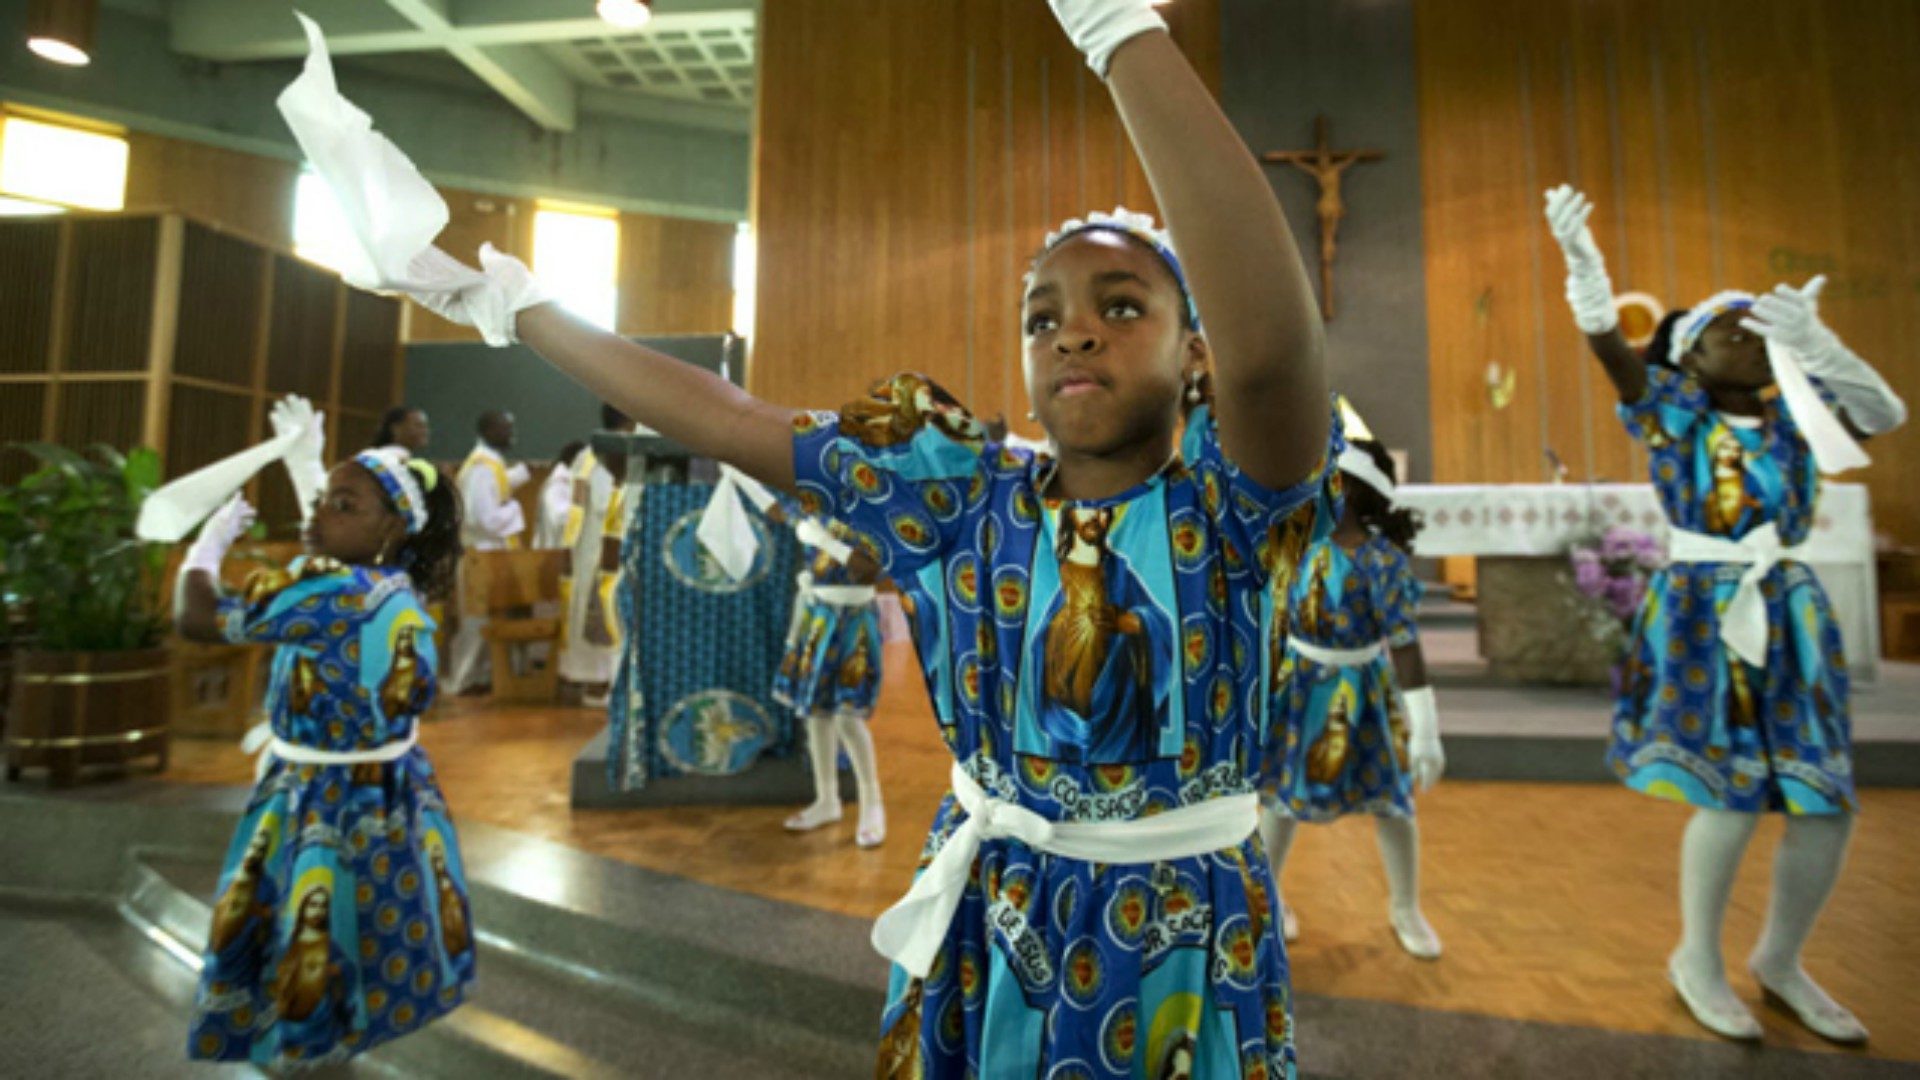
1258, 439, 1445, 960
771, 507, 889, 848
1545, 185, 1907, 1044
174, 436, 475, 1066
386, 3, 1338, 1074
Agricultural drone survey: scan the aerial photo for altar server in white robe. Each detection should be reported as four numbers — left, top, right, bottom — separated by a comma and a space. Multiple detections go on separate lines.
449, 409, 530, 693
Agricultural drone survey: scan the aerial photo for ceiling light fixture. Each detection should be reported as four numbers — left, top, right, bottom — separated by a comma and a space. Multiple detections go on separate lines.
25, 0, 96, 67
596, 0, 652, 31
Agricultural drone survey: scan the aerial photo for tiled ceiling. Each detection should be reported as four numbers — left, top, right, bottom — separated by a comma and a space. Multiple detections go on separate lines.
544, 12, 756, 109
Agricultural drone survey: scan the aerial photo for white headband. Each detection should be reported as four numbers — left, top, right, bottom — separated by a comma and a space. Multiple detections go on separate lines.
1669, 290, 1755, 365
1338, 446, 1395, 499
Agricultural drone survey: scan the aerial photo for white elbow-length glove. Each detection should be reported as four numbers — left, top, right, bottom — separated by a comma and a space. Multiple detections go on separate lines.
1045, 0, 1168, 78
1741, 276, 1907, 435
404, 245, 552, 348
270, 395, 328, 524
1403, 687, 1445, 794
1543, 184, 1617, 335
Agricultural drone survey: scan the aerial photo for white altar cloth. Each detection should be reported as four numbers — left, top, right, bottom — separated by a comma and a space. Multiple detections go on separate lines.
1396, 483, 1880, 678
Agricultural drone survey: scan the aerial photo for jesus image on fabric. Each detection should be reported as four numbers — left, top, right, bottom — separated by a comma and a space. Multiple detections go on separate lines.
1025, 504, 1177, 764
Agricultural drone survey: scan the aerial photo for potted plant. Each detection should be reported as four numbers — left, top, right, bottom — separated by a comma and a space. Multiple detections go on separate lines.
0, 443, 171, 785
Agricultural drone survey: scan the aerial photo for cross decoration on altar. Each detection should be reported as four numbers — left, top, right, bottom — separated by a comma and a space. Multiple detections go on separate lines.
1261, 115, 1383, 321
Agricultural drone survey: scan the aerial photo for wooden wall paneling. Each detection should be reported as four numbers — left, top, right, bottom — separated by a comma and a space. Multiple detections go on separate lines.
0, 384, 47, 484
62, 218, 158, 374
142, 216, 185, 458
265, 255, 339, 400
0, 221, 59, 375
1418, 0, 1920, 541
55, 381, 146, 453
336, 410, 382, 460
122, 131, 301, 251
1822, 1, 1920, 544
173, 223, 268, 387
615, 213, 736, 336
340, 291, 404, 413
165, 384, 253, 480
751, 0, 1219, 425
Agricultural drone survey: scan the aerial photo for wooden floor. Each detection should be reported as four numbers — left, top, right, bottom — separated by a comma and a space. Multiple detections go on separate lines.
161, 642, 1920, 1062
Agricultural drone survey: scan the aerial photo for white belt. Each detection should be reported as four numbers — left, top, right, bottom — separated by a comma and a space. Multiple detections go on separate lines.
1666, 524, 1811, 667
870, 761, 1258, 978
809, 584, 875, 607
1286, 637, 1383, 667
242, 721, 418, 780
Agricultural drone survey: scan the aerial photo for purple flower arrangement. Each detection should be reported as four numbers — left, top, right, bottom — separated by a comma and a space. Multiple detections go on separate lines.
1569, 526, 1664, 630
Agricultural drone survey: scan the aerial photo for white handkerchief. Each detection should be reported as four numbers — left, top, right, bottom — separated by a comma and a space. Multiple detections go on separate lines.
1768, 339, 1869, 475
276, 13, 478, 294
696, 470, 759, 581
137, 429, 303, 541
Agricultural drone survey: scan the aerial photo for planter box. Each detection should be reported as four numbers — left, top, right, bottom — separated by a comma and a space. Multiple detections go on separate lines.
5, 648, 171, 785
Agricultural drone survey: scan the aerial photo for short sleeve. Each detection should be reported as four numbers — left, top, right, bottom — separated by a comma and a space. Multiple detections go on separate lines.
1368, 540, 1422, 648
1185, 402, 1342, 590
790, 372, 989, 576
216, 557, 364, 646
1618, 365, 1705, 446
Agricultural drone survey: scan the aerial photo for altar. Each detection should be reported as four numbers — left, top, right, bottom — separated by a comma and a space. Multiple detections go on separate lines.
1397, 483, 1880, 683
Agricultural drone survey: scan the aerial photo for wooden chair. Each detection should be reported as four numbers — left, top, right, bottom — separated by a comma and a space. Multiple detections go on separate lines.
461, 549, 566, 704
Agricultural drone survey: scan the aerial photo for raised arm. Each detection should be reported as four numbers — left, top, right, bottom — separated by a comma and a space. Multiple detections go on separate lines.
516, 306, 798, 491
1543, 185, 1644, 403
173, 496, 256, 644
412, 249, 797, 493
1057, 5, 1327, 489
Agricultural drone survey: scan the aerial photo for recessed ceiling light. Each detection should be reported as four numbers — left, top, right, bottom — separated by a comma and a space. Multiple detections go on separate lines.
596, 0, 652, 31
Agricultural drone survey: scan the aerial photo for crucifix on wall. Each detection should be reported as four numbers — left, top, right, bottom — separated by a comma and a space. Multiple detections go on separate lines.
1261, 116, 1383, 320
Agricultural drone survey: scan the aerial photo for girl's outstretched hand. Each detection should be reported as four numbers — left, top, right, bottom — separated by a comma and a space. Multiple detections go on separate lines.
1543, 184, 1617, 336
1045, 0, 1167, 77
403, 245, 552, 347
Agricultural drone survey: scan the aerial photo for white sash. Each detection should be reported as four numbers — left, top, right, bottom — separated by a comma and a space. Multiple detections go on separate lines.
1666, 523, 1813, 667
1286, 637, 1384, 667
870, 761, 1258, 978
242, 722, 419, 780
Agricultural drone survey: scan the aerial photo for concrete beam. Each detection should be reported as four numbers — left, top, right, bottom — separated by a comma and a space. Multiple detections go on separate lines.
170, 0, 754, 59
384, 0, 578, 131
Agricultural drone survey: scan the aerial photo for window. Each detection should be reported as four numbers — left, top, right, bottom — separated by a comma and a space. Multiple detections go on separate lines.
292, 171, 366, 277
532, 202, 620, 331
0, 114, 128, 213
731, 222, 756, 340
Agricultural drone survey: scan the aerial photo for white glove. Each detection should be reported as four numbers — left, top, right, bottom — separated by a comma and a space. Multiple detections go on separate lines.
1543, 184, 1617, 335
1045, 0, 1167, 78
1402, 686, 1444, 794
405, 244, 551, 347
270, 395, 328, 525
183, 495, 256, 578
1742, 277, 1907, 435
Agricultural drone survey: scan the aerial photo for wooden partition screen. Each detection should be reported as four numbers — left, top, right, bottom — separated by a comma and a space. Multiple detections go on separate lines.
0, 214, 404, 533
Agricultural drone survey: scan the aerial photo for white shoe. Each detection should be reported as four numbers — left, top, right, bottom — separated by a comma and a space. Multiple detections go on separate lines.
856, 803, 887, 849
784, 801, 842, 831
1667, 956, 1762, 1041
1281, 902, 1299, 943
1389, 907, 1442, 960
1749, 961, 1868, 1044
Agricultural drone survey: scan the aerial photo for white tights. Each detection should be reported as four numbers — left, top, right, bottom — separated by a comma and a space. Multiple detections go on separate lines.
785, 711, 886, 847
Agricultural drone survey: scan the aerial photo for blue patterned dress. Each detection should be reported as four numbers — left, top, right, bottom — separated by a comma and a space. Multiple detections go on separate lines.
791, 375, 1338, 1080
1264, 535, 1420, 821
188, 557, 474, 1066
1607, 365, 1854, 815
771, 520, 884, 720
